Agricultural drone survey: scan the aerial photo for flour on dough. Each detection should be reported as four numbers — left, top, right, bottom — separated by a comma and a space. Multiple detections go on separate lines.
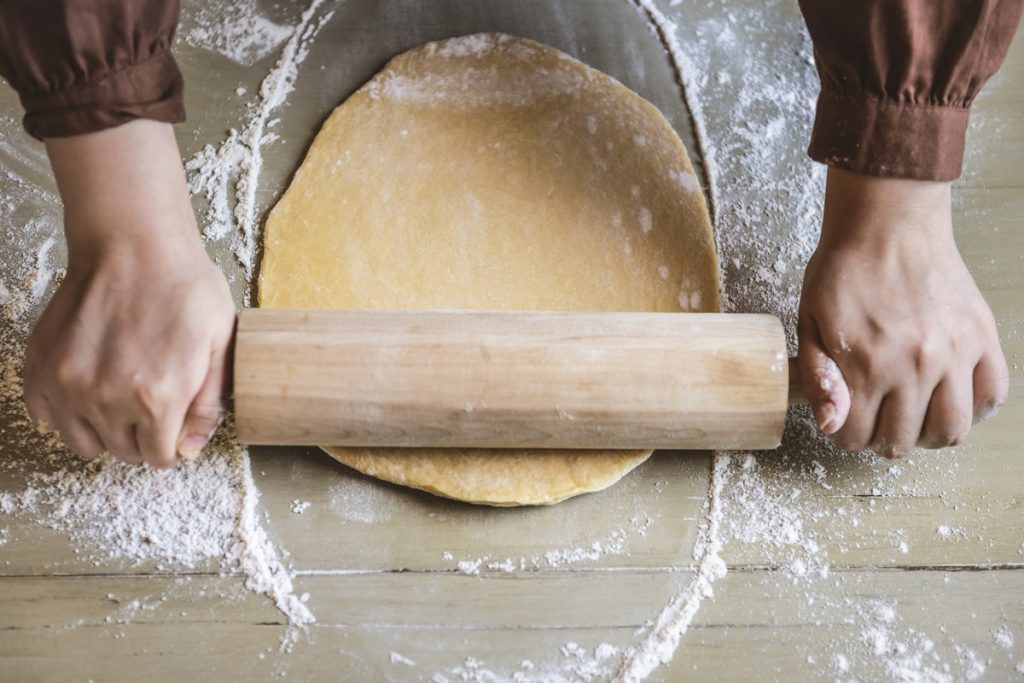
258, 33, 719, 506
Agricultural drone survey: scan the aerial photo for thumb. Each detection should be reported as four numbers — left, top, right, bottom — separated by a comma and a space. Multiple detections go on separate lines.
177, 345, 229, 460
798, 319, 851, 436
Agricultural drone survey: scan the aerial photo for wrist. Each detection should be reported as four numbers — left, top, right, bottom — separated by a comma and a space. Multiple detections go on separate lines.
820, 167, 952, 245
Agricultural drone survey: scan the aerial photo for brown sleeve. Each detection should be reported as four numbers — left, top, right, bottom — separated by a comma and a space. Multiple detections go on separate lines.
798, 0, 1024, 181
0, 0, 184, 140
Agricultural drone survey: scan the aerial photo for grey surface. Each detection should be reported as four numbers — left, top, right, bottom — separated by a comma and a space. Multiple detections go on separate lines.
176, 0, 703, 304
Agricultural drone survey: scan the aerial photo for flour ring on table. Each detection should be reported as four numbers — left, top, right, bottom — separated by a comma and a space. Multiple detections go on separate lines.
258, 32, 719, 506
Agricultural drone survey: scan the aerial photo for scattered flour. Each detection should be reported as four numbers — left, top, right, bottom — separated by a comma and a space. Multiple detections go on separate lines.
391, 651, 418, 666
614, 453, 729, 682
994, 625, 1014, 650
450, 515, 652, 576
186, 0, 334, 287
0, 350, 312, 625
0, 0, 337, 634
182, 0, 293, 66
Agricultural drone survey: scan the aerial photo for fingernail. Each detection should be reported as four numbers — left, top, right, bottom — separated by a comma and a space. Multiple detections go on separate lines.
179, 435, 208, 459
817, 403, 839, 435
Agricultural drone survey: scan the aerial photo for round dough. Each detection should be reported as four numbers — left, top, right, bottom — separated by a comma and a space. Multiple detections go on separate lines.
258, 33, 719, 506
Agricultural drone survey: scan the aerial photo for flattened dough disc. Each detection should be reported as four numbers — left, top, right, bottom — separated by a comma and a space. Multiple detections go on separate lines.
258, 33, 719, 506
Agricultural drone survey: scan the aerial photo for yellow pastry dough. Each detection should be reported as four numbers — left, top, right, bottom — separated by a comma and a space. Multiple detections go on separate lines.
258, 33, 718, 506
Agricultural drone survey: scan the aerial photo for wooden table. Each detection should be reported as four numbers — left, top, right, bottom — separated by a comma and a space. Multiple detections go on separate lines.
1, 1, 1021, 680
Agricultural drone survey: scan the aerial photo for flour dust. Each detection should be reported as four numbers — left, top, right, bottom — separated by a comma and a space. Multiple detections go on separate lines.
0, 0, 327, 636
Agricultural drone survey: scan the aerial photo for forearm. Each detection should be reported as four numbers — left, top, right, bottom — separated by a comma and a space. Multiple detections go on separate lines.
28, 123, 234, 468
44, 120, 200, 262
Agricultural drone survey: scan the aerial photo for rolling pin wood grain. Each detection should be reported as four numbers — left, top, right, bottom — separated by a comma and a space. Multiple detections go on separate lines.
234, 309, 800, 450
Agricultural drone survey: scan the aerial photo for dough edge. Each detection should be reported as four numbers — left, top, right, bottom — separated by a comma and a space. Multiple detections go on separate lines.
259, 33, 718, 506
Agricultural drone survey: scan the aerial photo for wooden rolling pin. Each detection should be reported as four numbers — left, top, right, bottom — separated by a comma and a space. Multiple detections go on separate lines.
234, 309, 805, 451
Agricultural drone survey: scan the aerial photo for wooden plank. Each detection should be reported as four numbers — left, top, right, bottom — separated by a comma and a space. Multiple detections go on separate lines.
959, 21, 1024, 191
1, 569, 1020, 682
0, 451, 712, 576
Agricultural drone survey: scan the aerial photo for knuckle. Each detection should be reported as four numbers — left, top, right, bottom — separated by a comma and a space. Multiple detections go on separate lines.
847, 346, 877, 379
935, 413, 971, 446
135, 380, 177, 416
910, 338, 943, 374
93, 381, 124, 411
54, 361, 89, 394
106, 440, 137, 460
67, 437, 102, 460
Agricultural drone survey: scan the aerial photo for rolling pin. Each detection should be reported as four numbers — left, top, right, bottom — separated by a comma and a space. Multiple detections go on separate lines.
234, 309, 805, 451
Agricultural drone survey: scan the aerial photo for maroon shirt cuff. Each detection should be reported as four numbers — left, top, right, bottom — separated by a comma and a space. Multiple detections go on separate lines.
808, 91, 970, 182
799, 0, 1024, 181
0, 0, 184, 140
18, 48, 184, 140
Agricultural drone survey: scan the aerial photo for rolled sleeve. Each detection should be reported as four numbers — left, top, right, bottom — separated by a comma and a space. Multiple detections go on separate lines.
0, 0, 185, 140
799, 0, 1024, 181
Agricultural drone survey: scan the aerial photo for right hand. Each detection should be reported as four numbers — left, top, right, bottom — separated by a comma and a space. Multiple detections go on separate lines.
798, 168, 1008, 457
24, 120, 236, 468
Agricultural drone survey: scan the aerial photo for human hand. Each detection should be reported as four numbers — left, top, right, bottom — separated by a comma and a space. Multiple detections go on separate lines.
797, 168, 1008, 458
24, 120, 236, 468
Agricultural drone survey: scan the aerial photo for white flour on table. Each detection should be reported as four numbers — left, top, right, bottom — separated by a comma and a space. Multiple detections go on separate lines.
182, 0, 293, 67
449, 513, 652, 576
0, 325, 312, 626
0, 2, 333, 632
186, 0, 334, 288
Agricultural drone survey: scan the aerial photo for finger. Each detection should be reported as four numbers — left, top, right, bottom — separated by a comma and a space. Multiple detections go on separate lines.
137, 399, 187, 470
871, 390, 928, 458
798, 318, 851, 435
831, 382, 883, 453
90, 419, 143, 463
122, 425, 144, 465
177, 348, 229, 460
53, 414, 106, 460
972, 351, 1009, 425
23, 390, 56, 434
921, 374, 972, 448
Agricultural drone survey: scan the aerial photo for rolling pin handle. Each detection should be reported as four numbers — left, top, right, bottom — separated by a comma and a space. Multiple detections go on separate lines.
788, 357, 807, 405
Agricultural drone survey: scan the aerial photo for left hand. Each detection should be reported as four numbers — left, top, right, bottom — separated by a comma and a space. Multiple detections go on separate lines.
798, 168, 1009, 457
